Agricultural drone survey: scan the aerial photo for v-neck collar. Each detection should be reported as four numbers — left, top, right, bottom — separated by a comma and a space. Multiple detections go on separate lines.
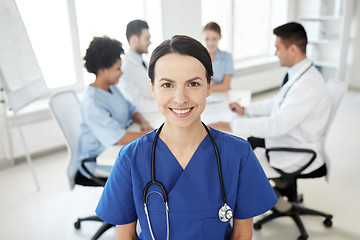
157, 133, 210, 171
149, 131, 212, 197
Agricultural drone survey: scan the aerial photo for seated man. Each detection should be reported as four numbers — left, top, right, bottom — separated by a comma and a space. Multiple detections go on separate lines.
117, 19, 157, 113
211, 22, 332, 193
78, 36, 153, 180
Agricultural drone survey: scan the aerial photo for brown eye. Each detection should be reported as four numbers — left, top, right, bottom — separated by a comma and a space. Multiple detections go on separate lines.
189, 82, 199, 87
162, 83, 172, 88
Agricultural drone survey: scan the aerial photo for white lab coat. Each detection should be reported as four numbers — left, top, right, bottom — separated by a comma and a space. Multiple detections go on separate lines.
232, 60, 331, 178
117, 53, 158, 113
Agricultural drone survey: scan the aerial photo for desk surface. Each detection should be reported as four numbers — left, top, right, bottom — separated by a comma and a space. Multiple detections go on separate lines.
96, 90, 251, 166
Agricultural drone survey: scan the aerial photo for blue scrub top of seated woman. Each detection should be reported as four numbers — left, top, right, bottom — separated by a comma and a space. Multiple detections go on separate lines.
96, 128, 277, 240
78, 84, 136, 178
213, 49, 235, 85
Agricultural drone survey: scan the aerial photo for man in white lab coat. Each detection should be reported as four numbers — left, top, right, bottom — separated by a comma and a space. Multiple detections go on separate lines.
211, 22, 332, 183
117, 19, 157, 113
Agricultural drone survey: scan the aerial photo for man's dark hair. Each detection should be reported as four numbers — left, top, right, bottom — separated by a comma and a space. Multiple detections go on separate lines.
126, 19, 149, 42
148, 35, 213, 84
84, 36, 124, 75
273, 22, 308, 54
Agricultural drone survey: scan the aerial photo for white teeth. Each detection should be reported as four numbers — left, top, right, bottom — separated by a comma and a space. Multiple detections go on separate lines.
172, 108, 191, 114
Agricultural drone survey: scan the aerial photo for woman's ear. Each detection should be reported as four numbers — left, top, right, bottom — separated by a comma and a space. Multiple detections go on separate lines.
207, 77, 213, 96
149, 80, 156, 99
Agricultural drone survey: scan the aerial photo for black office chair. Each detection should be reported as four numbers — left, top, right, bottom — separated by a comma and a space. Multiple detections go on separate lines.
253, 79, 346, 240
49, 90, 114, 240
253, 147, 332, 240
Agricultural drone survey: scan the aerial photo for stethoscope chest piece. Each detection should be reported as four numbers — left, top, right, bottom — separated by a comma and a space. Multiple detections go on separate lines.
218, 203, 233, 222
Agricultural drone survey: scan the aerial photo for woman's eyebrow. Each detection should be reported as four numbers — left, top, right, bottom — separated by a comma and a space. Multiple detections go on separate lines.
159, 77, 203, 83
186, 77, 203, 83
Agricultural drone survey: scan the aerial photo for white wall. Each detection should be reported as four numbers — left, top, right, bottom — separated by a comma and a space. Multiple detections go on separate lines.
0, 104, 65, 168
232, 66, 286, 93
161, 0, 201, 40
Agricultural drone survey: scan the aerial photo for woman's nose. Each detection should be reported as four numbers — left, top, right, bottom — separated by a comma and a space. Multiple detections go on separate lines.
173, 88, 188, 105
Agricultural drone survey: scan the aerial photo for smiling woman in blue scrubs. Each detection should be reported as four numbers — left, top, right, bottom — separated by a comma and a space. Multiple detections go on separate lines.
96, 35, 277, 239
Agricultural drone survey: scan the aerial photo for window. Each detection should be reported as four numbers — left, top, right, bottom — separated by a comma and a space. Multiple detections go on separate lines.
201, 0, 232, 52
201, 0, 288, 62
233, 0, 271, 60
15, 0, 163, 89
15, 0, 78, 89
75, 0, 163, 86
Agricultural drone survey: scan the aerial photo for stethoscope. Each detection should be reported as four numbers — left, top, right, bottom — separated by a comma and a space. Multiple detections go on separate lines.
142, 122, 233, 240
279, 62, 313, 107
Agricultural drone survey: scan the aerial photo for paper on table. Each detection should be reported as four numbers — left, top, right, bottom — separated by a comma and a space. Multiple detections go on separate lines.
206, 96, 222, 104
202, 111, 239, 125
228, 90, 251, 106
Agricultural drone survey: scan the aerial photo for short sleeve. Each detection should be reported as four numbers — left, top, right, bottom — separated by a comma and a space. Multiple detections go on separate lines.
95, 148, 137, 225
83, 100, 126, 147
225, 52, 235, 75
234, 144, 278, 219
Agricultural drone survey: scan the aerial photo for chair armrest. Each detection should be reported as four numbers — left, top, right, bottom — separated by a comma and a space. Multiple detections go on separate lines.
265, 147, 317, 180
81, 159, 107, 187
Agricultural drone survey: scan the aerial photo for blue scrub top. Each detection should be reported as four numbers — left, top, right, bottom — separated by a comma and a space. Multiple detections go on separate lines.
96, 128, 277, 239
213, 49, 235, 85
78, 84, 137, 177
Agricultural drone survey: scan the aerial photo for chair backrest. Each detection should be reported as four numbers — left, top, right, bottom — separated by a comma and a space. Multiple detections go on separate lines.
323, 79, 347, 179
49, 90, 82, 190
325, 79, 347, 136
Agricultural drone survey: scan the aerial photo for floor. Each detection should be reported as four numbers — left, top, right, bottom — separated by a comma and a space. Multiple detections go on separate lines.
0, 91, 359, 240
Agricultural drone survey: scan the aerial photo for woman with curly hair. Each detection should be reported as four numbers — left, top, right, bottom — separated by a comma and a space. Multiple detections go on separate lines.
78, 36, 152, 180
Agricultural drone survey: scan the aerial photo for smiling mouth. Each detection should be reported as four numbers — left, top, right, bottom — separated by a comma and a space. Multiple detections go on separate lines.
170, 107, 194, 115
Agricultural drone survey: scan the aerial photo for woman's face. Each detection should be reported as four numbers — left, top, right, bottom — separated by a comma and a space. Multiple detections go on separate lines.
204, 30, 221, 54
104, 58, 123, 85
150, 53, 212, 129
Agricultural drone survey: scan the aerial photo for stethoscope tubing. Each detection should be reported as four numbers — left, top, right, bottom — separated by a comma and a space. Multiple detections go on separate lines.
142, 123, 167, 204
201, 122, 228, 205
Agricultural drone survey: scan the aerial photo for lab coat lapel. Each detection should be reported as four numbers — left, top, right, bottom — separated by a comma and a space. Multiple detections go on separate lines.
274, 61, 313, 110
286, 61, 313, 86
126, 54, 147, 73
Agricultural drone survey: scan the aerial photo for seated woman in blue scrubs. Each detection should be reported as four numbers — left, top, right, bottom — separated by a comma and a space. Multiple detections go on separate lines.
203, 22, 235, 92
78, 36, 152, 180
96, 35, 277, 239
